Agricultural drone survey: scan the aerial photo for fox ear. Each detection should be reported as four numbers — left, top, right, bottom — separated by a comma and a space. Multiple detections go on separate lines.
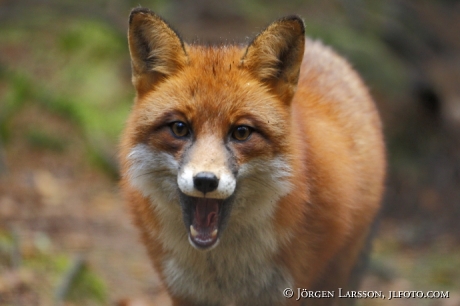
128, 8, 188, 96
241, 16, 305, 104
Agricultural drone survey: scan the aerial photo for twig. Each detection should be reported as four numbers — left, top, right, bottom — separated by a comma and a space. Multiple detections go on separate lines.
54, 255, 85, 306
10, 226, 21, 269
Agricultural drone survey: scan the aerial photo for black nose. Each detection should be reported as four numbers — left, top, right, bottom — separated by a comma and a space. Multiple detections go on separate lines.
193, 172, 219, 194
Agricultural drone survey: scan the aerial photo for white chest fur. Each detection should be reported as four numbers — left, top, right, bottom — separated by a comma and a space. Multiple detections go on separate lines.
159, 214, 293, 306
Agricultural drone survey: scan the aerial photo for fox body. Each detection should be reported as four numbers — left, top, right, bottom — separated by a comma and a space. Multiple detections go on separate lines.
119, 8, 385, 306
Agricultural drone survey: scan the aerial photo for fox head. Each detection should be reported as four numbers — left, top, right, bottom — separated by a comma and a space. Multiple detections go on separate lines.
121, 8, 305, 251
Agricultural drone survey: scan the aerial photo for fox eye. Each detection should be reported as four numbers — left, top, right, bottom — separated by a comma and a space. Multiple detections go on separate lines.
232, 126, 252, 141
170, 121, 189, 138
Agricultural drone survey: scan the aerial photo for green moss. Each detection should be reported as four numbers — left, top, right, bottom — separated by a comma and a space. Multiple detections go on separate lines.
65, 262, 107, 304
306, 23, 409, 96
26, 129, 67, 152
371, 236, 460, 291
0, 19, 132, 176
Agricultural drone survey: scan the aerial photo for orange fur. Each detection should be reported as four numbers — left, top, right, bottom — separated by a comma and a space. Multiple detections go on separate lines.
119, 8, 385, 306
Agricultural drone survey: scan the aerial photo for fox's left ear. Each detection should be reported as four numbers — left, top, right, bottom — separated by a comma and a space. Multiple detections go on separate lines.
241, 16, 305, 104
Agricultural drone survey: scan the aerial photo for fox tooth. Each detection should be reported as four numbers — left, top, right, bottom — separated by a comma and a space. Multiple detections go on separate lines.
190, 225, 198, 238
211, 229, 218, 238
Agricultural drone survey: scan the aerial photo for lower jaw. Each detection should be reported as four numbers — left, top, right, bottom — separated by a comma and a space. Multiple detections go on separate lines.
188, 234, 220, 251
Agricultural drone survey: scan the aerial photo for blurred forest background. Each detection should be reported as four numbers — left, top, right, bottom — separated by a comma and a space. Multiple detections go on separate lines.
1, 0, 460, 305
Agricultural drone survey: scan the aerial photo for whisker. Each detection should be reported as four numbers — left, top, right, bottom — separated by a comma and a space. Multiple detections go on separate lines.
133, 169, 175, 179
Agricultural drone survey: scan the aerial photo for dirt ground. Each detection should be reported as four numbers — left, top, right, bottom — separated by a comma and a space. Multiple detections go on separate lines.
0, 108, 168, 305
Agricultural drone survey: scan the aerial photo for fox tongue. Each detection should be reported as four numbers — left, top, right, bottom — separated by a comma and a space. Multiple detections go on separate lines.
194, 198, 218, 228
190, 198, 219, 249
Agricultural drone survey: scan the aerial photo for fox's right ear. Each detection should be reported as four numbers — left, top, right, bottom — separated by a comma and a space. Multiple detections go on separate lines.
128, 8, 188, 96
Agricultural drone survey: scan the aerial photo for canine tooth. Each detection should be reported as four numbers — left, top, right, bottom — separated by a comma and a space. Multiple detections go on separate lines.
211, 229, 218, 238
190, 225, 198, 238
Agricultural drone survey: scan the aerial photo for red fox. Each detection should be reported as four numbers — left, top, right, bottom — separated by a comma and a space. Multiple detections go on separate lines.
119, 7, 386, 306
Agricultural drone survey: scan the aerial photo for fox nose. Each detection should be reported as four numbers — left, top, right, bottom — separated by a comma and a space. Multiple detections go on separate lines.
193, 172, 219, 194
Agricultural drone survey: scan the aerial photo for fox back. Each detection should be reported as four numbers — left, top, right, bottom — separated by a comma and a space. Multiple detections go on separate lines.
119, 8, 385, 306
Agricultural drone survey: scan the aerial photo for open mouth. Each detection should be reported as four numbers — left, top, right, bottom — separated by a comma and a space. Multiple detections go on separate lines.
180, 194, 229, 250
